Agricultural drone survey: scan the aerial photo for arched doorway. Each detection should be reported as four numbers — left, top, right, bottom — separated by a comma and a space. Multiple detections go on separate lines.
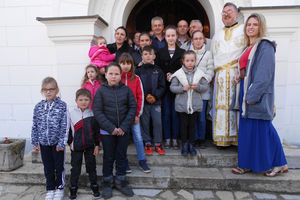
126, 0, 210, 39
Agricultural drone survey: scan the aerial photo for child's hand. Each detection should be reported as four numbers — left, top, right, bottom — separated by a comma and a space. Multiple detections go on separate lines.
234, 74, 240, 84
138, 62, 143, 66
191, 84, 198, 90
112, 128, 119, 135
93, 146, 99, 156
183, 85, 190, 91
33, 146, 40, 152
117, 128, 125, 136
134, 116, 140, 124
56, 147, 64, 152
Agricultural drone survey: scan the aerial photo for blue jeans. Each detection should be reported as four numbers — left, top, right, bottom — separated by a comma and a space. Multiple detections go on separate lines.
131, 122, 145, 161
162, 92, 179, 140
195, 100, 207, 140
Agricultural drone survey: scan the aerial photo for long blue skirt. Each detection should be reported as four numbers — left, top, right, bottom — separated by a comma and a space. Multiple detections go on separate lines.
238, 79, 287, 172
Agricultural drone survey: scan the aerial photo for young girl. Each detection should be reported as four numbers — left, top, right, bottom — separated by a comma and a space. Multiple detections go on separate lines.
89, 36, 115, 75
93, 63, 137, 199
157, 25, 185, 149
31, 77, 68, 200
81, 64, 102, 110
119, 53, 151, 173
170, 51, 209, 156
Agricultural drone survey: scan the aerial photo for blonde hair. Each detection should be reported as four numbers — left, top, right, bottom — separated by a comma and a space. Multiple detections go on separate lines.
41, 77, 59, 93
244, 13, 267, 46
95, 36, 106, 45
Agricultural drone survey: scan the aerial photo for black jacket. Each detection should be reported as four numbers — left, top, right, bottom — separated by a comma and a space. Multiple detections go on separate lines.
156, 44, 185, 75
136, 63, 166, 105
67, 108, 100, 152
93, 82, 137, 134
107, 42, 140, 66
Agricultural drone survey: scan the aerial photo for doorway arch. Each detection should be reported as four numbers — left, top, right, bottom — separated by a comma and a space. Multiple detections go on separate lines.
126, 0, 211, 39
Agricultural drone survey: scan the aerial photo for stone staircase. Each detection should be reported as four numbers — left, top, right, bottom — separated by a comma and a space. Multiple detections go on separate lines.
1, 143, 300, 194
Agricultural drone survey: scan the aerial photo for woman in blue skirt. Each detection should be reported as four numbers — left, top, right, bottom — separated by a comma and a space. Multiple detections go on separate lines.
231, 13, 288, 177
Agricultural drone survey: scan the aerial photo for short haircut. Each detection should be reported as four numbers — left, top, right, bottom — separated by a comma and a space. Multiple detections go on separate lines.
223, 2, 239, 12
142, 45, 154, 54
95, 36, 106, 44
177, 19, 188, 26
182, 50, 197, 61
105, 62, 122, 73
76, 88, 91, 100
165, 25, 177, 33
41, 77, 58, 93
151, 16, 164, 26
190, 19, 202, 27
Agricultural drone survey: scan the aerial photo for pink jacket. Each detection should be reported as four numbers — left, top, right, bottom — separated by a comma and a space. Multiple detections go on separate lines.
89, 46, 115, 68
81, 80, 101, 110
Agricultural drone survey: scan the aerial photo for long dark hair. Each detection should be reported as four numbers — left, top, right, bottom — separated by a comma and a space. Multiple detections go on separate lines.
81, 64, 102, 86
118, 53, 136, 81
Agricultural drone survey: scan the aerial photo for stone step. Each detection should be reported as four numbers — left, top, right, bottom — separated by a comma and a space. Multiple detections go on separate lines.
32, 144, 239, 168
1, 159, 300, 193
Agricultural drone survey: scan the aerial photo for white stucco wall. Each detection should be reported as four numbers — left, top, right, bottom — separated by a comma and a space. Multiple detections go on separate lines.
0, 0, 299, 144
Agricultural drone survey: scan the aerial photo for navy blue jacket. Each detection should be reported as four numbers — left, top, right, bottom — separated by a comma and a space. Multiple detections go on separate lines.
93, 82, 137, 134
136, 63, 166, 105
245, 39, 276, 120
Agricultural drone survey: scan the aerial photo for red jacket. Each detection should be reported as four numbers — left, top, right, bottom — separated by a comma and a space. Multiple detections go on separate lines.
121, 72, 144, 117
89, 46, 115, 68
82, 80, 101, 110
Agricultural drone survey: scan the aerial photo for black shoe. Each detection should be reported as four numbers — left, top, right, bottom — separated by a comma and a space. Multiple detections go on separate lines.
114, 176, 134, 197
125, 159, 132, 173
90, 183, 100, 198
69, 186, 77, 200
181, 143, 188, 156
102, 176, 113, 199
189, 143, 197, 156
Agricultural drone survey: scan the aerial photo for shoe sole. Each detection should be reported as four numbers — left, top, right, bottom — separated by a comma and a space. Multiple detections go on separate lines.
139, 167, 151, 173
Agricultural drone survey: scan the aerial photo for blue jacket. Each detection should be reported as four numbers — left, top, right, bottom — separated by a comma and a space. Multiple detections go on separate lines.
136, 63, 166, 105
244, 39, 276, 120
31, 97, 68, 148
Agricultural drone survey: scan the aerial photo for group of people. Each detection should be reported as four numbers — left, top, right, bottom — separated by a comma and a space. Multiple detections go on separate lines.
31, 2, 288, 200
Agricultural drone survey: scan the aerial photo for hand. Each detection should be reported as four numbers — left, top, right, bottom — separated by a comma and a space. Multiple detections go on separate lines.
93, 146, 99, 156
117, 128, 125, 136
234, 74, 240, 84
190, 84, 198, 90
56, 147, 64, 152
166, 72, 172, 81
112, 128, 119, 135
138, 62, 143, 66
183, 85, 190, 91
247, 101, 255, 105
134, 116, 140, 124
33, 146, 40, 152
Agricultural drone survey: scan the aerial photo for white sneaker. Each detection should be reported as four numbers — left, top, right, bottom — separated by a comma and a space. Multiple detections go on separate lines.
53, 189, 64, 200
45, 190, 55, 200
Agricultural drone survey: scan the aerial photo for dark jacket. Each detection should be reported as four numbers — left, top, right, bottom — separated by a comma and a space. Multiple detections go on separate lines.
244, 39, 276, 120
107, 42, 140, 66
134, 45, 159, 66
136, 63, 166, 105
67, 108, 100, 151
93, 82, 137, 134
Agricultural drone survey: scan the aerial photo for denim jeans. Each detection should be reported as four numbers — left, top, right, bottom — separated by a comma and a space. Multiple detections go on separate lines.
162, 91, 179, 140
101, 133, 130, 177
131, 122, 145, 161
195, 100, 208, 140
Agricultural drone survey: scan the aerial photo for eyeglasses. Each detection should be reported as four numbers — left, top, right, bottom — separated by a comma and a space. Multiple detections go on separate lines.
42, 88, 56, 93
222, 10, 233, 16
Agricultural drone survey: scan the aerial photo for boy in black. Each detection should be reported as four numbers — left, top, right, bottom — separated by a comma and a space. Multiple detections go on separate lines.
68, 88, 100, 199
136, 46, 166, 155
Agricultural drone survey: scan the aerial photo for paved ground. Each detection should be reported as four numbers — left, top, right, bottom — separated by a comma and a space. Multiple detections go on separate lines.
0, 184, 300, 200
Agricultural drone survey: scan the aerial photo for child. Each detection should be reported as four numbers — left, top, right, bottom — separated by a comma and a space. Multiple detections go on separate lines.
31, 77, 67, 200
93, 63, 137, 199
170, 50, 209, 156
67, 88, 100, 199
81, 64, 102, 110
119, 53, 151, 173
89, 36, 115, 75
157, 25, 185, 149
136, 46, 166, 155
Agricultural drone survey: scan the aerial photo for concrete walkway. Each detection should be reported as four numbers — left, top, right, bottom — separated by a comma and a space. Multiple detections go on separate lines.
0, 184, 300, 200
